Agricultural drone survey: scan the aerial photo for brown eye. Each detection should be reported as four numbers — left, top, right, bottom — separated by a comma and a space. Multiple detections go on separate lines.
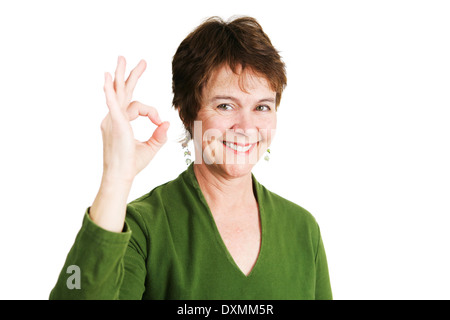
217, 104, 233, 110
256, 105, 270, 111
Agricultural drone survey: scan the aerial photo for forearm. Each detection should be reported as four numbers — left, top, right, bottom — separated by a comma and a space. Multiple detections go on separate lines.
49, 210, 132, 300
89, 175, 133, 233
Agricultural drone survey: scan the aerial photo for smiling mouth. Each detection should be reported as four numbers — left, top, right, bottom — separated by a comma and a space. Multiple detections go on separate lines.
222, 141, 258, 153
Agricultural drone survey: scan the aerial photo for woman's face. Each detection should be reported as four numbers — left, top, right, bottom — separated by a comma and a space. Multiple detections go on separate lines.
193, 64, 277, 178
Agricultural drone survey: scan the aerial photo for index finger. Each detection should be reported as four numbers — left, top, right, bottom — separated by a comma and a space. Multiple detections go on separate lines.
125, 59, 147, 94
126, 101, 162, 126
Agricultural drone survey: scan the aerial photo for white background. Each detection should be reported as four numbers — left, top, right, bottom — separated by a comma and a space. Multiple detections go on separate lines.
0, 0, 449, 300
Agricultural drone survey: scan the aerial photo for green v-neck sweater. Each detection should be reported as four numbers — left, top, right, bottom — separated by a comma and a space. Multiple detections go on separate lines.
50, 164, 332, 300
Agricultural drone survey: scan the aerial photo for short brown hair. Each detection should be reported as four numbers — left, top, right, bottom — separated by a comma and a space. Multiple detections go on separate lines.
172, 16, 287, 137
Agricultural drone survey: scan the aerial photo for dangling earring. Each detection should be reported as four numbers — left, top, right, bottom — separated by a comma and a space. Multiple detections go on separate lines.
264, 148, 271, 161
181, 131, 192, 165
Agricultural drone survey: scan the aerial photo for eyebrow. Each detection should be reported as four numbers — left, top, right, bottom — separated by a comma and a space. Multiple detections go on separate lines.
211, 95, 276, 104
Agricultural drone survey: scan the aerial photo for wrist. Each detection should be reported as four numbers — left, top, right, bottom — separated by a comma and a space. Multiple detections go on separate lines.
90, 176, 133, 233
101, 171, 135, 188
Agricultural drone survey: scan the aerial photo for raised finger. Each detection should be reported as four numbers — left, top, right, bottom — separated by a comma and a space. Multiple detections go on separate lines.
104, 72, 120, 114
125, 59, 147, 95
114, 56, 126, 92
126, 101, 162, 125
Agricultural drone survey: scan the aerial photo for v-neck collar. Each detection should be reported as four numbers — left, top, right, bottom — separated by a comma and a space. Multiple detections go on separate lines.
183, 163, 267, 279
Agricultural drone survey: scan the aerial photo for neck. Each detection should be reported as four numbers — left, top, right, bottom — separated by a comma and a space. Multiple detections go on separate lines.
193, 164, 257, 217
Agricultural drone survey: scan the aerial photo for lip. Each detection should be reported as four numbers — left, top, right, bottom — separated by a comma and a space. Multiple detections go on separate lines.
222, 140, 259, 154
222, 141, 258, 147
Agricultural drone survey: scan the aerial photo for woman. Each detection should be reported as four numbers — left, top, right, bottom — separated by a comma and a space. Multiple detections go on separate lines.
50, 16, 332, 300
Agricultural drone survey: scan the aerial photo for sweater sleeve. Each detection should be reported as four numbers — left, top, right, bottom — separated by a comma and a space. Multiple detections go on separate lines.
314, 226, 333, 300
49, 207, 143, 300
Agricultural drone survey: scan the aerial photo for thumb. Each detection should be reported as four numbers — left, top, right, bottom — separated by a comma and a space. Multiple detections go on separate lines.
145, 121, 170, 151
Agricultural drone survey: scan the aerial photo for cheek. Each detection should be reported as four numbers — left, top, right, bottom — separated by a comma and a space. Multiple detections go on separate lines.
202, 119, 228, 145
194, 119, 227, 162
258, 116, 277, 144
193, 111, 224, 142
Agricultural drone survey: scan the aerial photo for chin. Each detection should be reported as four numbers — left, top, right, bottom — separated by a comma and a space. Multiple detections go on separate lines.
218, 162, 255, 178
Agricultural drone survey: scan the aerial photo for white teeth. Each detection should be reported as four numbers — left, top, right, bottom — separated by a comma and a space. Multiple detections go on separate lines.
223, 141, 252, 152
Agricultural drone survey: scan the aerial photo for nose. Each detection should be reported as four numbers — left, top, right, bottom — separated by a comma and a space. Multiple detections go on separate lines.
231, 110, 255, 132
228, 110, 258, 141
